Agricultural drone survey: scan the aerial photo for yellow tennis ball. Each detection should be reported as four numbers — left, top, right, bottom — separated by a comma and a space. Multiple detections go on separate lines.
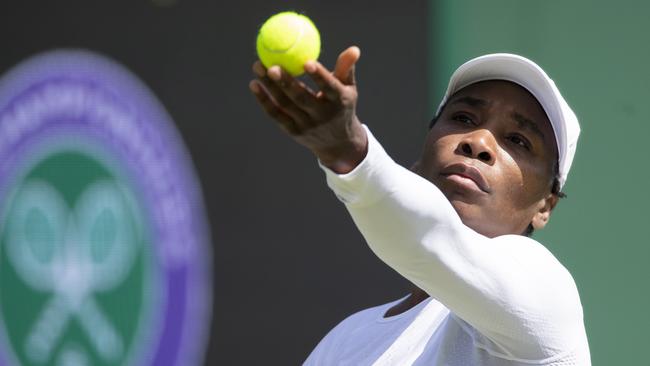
256, 11, 321, 76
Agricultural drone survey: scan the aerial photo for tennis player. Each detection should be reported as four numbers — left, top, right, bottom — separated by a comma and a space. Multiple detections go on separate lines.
249, 46, 591, 365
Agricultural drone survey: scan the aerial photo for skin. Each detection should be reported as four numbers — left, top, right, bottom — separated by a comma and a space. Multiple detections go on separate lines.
249, 46, 560, 317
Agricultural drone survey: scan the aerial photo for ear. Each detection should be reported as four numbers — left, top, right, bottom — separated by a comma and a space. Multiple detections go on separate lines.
531, 193, 559, 230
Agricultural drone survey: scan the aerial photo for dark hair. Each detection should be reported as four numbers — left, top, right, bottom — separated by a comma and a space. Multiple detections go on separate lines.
429, 111, 566, 238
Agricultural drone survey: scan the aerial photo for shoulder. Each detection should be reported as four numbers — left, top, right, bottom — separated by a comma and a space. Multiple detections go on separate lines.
495, 234, 575, 281
494, 234, 584, 321
480, 235, 588, 355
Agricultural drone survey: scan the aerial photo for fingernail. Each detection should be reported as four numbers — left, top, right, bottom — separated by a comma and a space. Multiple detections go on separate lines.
304, 61, 316, 73
268, 66, 281, 81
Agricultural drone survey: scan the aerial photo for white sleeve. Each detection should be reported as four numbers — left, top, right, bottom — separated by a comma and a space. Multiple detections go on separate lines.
318, 125, 586, 359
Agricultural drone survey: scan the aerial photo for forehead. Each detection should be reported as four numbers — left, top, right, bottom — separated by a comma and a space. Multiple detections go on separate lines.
448, 80, 557, 152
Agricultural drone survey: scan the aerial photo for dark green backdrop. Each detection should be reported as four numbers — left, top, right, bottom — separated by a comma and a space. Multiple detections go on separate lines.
430, 1, 650, 364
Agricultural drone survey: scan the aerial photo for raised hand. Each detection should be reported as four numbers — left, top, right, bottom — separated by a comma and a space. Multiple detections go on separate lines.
249, 46, 368, 174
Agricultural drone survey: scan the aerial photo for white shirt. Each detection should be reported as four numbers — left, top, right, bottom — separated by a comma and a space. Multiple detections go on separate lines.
305, 125, 591, 365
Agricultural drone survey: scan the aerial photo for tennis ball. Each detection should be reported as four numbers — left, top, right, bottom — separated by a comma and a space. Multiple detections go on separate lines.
256, 11, 321, 76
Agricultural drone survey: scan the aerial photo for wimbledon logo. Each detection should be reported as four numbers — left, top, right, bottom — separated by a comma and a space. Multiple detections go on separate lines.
0, 50, 212, 366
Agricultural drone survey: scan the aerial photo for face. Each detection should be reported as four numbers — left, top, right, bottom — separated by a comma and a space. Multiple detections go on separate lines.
416, 80, 559, 238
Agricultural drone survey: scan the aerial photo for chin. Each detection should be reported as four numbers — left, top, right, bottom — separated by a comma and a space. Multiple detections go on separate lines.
448, 199, 482, 222
447, 199, 498, 238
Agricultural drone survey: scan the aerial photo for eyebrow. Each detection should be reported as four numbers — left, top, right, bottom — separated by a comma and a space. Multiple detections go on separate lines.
449, 95, 488, 108
512, 112, 546, 141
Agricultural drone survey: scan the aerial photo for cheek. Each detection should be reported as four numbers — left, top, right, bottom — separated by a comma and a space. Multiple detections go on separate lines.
421, 133, 456, 173
496, 153, 549, 210
496, 153, 524, 191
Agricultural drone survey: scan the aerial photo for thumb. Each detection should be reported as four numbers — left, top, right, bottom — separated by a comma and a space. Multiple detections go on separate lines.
334, 46, 360, 85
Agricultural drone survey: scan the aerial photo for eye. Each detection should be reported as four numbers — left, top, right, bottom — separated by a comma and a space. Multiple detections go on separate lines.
508, 134, 532, 150
451, 113, 475, 125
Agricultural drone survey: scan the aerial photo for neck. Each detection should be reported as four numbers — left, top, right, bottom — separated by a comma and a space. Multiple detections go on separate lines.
383, 286, 430, 318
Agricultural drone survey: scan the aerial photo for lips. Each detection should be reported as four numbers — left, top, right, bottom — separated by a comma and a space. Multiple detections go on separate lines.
440, 163, 491, 193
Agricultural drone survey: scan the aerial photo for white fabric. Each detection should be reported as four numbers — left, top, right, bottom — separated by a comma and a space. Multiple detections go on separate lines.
305, 125, 590, 365
435, 53, 580, 189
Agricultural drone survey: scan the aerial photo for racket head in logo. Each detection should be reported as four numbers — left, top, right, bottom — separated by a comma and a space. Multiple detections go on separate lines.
75, 179, 141, 292
6, 180, 68, 292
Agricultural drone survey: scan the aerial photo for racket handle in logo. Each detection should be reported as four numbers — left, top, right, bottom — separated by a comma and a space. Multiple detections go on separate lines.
25, 295, 71, 363
78, 298, 124, 361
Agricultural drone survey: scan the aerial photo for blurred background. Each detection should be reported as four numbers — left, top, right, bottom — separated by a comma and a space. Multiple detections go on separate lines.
0, 0, 647, 365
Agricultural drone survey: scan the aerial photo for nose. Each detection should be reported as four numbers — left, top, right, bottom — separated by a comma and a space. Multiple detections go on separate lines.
457, 129, 496, 165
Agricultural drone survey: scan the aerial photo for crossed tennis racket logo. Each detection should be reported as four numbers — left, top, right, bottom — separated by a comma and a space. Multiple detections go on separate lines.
4, 179, 141, 363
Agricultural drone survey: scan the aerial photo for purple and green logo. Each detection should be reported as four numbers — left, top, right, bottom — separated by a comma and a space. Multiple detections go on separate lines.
0, 50, 212, 366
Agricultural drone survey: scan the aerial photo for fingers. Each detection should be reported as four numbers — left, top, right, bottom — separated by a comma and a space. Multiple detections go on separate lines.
248, 80, 300, 135
304, 61, 345, 101
266, 64, 321, 116
333, 46, 360, 85
250, 46, 361, 134
253, 62, 315, 129
249, 80, 300, 134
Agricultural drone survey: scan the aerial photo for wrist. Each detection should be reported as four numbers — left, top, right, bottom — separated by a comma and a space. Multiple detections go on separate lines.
317, 121, 368, 174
